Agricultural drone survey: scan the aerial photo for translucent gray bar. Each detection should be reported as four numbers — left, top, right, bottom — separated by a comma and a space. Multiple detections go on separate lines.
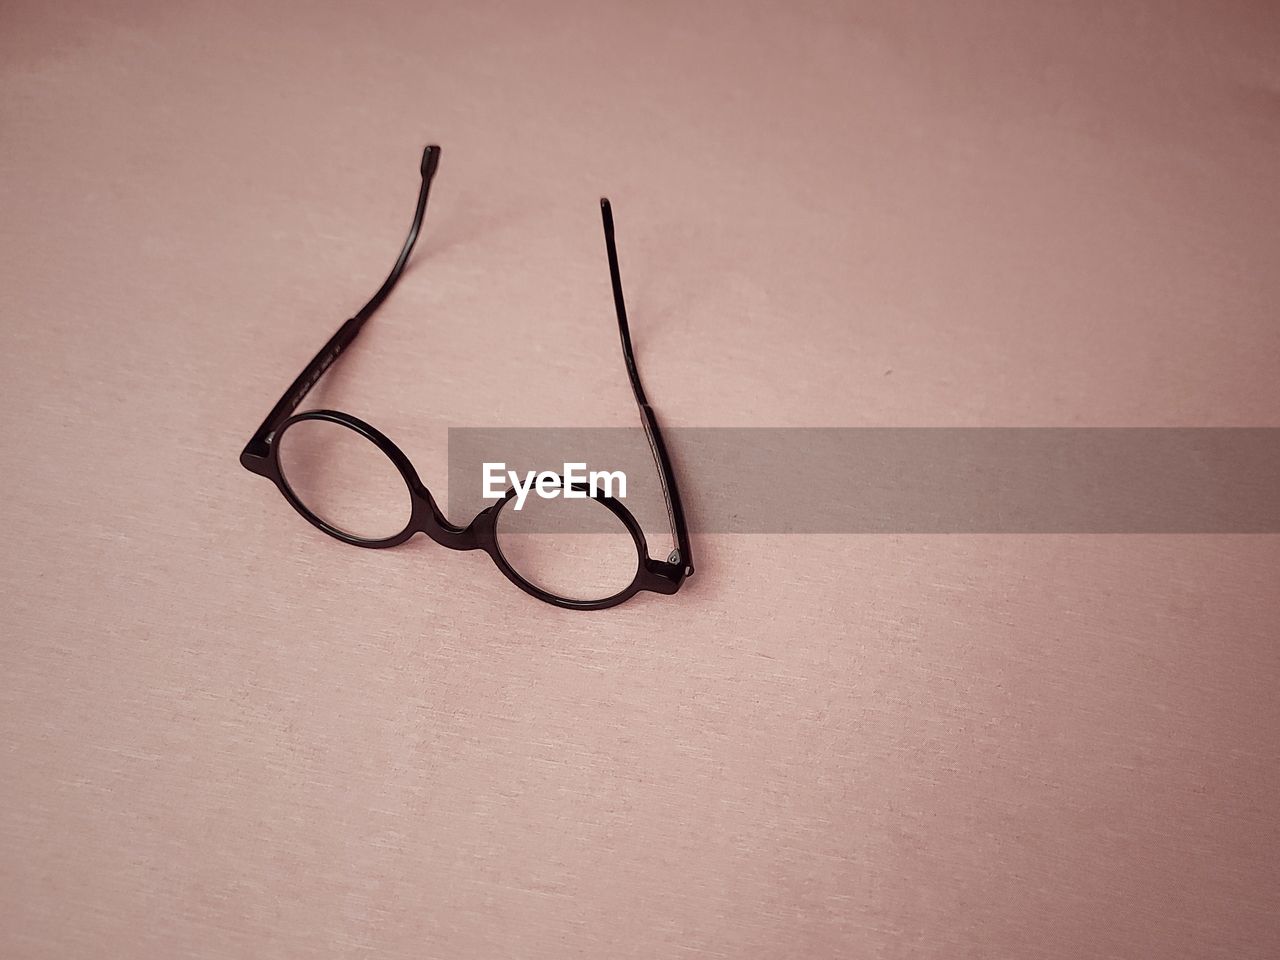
447, 428, 1280, 533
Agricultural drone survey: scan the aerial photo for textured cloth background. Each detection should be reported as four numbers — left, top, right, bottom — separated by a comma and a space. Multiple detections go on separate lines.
2, 1, 1278, 957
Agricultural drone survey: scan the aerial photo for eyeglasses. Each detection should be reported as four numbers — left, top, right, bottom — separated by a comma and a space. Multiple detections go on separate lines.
239, 145, 694, 610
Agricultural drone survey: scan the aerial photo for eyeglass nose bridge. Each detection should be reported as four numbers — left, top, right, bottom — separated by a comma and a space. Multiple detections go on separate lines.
408, 486, 495, 553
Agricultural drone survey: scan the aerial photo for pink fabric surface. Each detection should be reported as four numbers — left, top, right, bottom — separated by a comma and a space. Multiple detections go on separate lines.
2, 1, 1278, 957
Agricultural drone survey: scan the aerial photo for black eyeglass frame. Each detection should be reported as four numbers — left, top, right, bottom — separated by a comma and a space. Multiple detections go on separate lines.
239, 145, 694, 610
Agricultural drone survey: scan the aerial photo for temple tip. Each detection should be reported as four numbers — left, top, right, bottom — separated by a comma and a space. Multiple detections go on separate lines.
421, 144, 441, 178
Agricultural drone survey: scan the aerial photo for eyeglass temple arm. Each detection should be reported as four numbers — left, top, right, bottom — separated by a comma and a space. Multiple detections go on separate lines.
600, 198, 694, 576
241, 145, 441, 467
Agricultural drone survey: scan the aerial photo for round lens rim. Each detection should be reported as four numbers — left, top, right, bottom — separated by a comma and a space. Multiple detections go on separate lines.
272, 411, 417, 547
489, 483, 646, 606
